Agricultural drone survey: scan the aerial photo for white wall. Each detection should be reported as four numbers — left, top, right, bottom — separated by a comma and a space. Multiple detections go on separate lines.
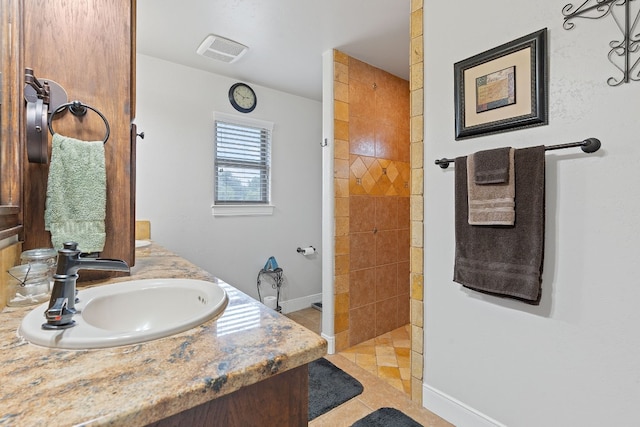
135, 54, 323, 308
423, 2, 640, 426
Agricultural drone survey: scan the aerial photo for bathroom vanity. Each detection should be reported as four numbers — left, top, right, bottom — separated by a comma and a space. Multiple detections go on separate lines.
0, 243, 327, 426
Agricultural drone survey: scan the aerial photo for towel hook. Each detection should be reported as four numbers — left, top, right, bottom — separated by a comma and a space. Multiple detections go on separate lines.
48, 100, 110, 144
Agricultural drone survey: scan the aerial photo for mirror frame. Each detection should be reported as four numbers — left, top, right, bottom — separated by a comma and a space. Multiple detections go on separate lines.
0, 0, 24, 240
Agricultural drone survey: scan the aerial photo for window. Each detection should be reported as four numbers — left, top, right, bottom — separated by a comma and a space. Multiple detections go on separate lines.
212, 113, 274, 216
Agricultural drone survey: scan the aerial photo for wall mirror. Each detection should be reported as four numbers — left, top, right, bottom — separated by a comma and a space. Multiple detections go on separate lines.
0, 0, 24, 239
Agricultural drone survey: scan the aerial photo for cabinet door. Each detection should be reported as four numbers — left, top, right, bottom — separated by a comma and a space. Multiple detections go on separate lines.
21, 0, 135, 269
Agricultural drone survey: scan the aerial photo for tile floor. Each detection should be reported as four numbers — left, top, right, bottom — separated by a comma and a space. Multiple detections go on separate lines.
339, 325, 412, 394
286, 307, 452, 426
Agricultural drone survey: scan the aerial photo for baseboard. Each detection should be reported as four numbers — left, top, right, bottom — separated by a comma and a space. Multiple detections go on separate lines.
321, 332, 335, 354
279, 293, 322, 314
279, 293, 333, 354
423, 383, 507, 427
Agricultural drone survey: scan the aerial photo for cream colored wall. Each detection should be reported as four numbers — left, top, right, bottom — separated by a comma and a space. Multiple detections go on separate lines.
135, 54, 323, 305
423, 1, 640, 425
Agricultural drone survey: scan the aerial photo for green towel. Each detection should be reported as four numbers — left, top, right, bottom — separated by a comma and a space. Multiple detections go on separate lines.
45, 133, 106, 253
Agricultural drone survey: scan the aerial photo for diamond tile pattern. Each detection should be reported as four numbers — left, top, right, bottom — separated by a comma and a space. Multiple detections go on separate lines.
350, 155, 410, 197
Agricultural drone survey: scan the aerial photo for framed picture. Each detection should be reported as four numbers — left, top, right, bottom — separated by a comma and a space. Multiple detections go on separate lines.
454, 28, 548, 140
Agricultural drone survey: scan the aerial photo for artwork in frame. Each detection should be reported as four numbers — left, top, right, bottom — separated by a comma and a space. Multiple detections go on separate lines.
454, 28, 548, 140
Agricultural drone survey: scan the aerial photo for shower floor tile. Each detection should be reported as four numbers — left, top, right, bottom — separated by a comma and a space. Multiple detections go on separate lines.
286, 308, 412, 394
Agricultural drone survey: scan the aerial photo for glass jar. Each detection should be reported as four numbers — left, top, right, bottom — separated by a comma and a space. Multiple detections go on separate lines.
6, 263, 51, 306
20, 248, 57, 281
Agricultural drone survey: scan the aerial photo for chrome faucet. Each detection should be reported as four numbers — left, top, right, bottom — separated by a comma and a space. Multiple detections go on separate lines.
43, 241, 129, 330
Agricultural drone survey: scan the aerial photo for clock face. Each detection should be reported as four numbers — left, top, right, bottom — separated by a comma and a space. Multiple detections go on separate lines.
229, 83, 256, 113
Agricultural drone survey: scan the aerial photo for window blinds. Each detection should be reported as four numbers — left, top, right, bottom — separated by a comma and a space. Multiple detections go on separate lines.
214, 119, 271, 204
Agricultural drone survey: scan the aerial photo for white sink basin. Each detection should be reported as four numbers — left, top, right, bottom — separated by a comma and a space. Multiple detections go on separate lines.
18, 278, 228, 349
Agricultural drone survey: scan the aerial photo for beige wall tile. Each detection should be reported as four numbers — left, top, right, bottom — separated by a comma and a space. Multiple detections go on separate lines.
334, 158, 350, 179
411, 375, 423, 403
410, 35, 423, 65
410, 62, 424, 91
410, 195, 424, 221
410, 88, 424, 118
335, 235, 350, 255
335, 292, 350, 313
335, 330, 350, 352
334, 81, 349, 103
411, 168, 423, 196
334, 196, 349, 217
411, 325, 423, 353
334, 178, 349, 198
335, 216, 349, 237
410, 115, 423, 144
410, 273, 424, 301
335, 311, 350, 333
335, 274, 349, 294
135, 220, 151, 240
334, 61, 349, 84
334, 119, 349, 141
409, 1, 425, 406
334, 49, 349, 65
410, 8, 423, 39
334, 139, 350, 160
411, 220, 423, 248
335, 254, 350, 276
410, 141, 423, 168
334, 100, 349, 122
411, 350, 423, 379
411, 299, 423, 328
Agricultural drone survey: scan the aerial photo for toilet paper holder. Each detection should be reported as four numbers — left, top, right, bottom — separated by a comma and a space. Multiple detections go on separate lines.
297, 246, 316, 256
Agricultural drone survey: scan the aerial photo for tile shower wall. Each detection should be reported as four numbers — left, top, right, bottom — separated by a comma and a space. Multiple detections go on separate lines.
333, 50, 410, 351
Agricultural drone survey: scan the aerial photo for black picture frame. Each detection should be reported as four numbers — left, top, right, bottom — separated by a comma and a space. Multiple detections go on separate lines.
454, 28, 548, 140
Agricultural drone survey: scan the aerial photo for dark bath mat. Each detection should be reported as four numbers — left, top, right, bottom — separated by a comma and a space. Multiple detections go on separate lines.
308, 357, 364, 421
351, 407, 424, 427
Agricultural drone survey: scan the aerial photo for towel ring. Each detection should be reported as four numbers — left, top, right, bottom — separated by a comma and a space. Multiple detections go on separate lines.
48, 100, 110, 144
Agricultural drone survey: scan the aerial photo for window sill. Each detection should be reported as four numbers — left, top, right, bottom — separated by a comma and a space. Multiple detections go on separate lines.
212, 204, 275, 217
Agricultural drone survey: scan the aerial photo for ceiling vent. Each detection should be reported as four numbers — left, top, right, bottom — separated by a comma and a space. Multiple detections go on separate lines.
196, 34, 248, 63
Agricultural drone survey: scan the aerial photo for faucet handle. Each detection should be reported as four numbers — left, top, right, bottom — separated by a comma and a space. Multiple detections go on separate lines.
42, 297, 76, 330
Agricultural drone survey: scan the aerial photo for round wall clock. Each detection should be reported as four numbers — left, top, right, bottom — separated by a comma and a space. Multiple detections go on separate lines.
228, 82, 257, 113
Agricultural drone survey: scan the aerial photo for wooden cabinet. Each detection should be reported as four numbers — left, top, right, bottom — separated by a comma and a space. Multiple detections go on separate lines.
4, 0, 136, 269
146, 364, 310, 427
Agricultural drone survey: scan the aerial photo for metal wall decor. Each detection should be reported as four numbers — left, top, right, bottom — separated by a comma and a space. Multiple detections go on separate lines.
562, 0, 640, 86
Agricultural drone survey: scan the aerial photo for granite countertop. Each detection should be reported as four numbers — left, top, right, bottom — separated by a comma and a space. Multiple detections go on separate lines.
0, 243, 327, 426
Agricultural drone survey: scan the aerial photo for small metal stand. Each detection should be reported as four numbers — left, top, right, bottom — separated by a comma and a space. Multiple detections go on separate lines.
257, 267, 283, 312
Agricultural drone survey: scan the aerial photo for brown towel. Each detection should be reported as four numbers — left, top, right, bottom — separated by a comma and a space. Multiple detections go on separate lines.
474, 146, 511, 184
467, 147, 515, 225
454, 146, 545, 304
